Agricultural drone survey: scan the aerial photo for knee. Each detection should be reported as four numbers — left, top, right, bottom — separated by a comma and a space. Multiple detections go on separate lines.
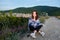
40, 25, 43, 27
38, 25, 43, 27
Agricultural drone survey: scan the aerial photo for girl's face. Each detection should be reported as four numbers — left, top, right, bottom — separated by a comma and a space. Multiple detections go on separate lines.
33, 11, 37, 17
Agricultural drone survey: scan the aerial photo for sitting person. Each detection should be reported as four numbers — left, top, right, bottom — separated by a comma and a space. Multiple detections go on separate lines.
28, 10, 45, 38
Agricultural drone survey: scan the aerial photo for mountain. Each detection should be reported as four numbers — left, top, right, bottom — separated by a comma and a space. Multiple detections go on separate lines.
0, 6, 60, 16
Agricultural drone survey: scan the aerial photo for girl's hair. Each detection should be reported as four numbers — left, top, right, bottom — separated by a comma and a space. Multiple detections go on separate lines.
32, 10, 38, 20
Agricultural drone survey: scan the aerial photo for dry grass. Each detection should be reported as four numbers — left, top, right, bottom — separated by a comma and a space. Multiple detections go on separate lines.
39, 16, 49, 23
56, 16, 60, 19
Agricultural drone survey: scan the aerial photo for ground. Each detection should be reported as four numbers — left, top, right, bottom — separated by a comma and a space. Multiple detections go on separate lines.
21, 17, 60, 40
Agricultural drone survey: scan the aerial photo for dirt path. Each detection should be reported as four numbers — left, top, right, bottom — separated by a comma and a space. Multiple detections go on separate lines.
22, 17, 60, 40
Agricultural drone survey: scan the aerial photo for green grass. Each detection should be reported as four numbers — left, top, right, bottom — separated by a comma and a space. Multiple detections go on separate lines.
0, 14, 28, 40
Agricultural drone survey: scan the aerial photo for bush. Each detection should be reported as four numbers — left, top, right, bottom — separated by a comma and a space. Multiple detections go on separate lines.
39, 16, 45, 23
0, 14, 28, 40
0, 14, 28, 29
56, 16, 60, 19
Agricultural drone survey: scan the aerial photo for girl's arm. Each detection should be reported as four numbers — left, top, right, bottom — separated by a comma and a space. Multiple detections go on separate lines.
28, 18, 34, 26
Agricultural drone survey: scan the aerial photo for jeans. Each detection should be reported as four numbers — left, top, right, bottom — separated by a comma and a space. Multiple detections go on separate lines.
29, 25, 43, 32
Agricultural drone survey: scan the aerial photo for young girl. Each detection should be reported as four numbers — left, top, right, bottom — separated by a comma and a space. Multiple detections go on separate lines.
28, 10, 45, 38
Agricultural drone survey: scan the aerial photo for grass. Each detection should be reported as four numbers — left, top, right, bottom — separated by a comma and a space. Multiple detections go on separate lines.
56, 16, 60, 19
40, 16, 49, 23
0, 27, 27, 40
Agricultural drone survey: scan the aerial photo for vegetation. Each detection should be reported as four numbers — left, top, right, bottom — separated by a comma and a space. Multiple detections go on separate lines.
0, 13, 28, 40
56, 16, 60, 19
0, 6, 60, 16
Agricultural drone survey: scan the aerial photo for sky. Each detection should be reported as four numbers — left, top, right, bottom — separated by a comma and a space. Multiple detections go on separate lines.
0, 0, 60, 10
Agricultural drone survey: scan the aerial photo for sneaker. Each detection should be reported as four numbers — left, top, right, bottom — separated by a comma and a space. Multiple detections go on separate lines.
39, 31, 45, 37
41, 32, 45, 36
30, 33, 36, 38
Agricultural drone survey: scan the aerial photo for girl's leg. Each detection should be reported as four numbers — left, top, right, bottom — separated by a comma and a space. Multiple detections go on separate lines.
29, 25, 37, 38
29, 25, 35, 32
36, 25, 45, 36
36, 25, 43, 32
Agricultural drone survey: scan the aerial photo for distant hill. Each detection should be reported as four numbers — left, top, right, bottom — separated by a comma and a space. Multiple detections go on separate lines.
0, 6, 60, 16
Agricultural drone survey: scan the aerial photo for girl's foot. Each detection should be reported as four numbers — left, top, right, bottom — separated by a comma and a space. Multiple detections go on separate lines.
39, 31, 45, 37
30, 33, 36, 38
30, 30, 37, 38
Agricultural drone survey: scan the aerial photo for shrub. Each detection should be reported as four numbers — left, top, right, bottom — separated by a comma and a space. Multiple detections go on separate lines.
0, 14, 28, 40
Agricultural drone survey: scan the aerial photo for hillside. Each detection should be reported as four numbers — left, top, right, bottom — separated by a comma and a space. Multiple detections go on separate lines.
0, 6, 60, 16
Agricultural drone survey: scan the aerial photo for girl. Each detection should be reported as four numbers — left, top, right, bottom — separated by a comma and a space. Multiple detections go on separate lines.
28, 10, 45, 38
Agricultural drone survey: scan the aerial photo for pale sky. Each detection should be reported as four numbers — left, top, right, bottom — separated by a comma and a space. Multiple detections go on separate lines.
0, 0, 60, 10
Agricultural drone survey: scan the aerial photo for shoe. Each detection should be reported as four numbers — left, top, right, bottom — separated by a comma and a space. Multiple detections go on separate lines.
41, 32, 45, 36
39, 31, 45, 37
30, 33, 36, 38
27, 34, 30, 37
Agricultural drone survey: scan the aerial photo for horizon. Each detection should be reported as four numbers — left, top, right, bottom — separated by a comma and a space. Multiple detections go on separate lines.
0, 0, 60, 11
0, 5, 60, 11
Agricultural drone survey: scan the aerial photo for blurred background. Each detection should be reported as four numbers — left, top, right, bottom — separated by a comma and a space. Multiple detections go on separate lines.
0, 0, 60, 40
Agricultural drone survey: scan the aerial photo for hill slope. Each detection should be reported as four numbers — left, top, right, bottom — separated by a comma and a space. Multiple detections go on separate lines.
0, 6, 60, 16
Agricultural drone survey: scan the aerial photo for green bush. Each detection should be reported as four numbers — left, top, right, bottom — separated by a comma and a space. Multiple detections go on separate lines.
0, 14, 28, 29
0, 14, 28, 40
